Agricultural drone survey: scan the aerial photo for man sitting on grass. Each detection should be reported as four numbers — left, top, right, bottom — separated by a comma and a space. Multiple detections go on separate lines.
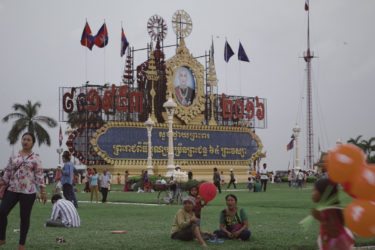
45, 194, 80, 227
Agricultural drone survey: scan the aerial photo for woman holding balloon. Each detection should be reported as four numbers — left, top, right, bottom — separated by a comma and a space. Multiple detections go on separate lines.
213, 194, 251, 241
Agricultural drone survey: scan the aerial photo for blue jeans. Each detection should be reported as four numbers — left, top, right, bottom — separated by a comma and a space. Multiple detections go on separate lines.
63, 184, 78, 208
297, 180, 303, 189
214, 229, 251, 241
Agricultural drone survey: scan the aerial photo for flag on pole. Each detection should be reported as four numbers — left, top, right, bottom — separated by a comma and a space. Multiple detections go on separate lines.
59, 126, 63, 147
286, 139, 294, 151
80, 22, 94, 50
94, 23, 109, 48
121, 27, 129, 57
224, 40, 234, 62
238, 42, 250, 62
318, 140, 321, 153
305, 0, 309, 11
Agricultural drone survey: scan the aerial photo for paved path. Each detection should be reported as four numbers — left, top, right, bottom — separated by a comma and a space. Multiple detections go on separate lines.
77, 200, 165, 206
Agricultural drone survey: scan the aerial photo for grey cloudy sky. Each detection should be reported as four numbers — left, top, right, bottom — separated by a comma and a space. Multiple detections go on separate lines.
0, 0, 374, 171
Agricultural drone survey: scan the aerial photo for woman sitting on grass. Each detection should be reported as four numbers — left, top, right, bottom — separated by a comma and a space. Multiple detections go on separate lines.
214, 194, 251, 241
171, 196, 208, 247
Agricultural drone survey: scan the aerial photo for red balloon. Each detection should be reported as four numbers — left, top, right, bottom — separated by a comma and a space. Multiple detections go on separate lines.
344, 199, 375, 238
326, 144, 366, 183
342, 182, 357, 199
199, 182, 217, 203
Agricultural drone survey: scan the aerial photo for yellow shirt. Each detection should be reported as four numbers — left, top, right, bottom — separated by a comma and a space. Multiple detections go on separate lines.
171, 208, 195, 234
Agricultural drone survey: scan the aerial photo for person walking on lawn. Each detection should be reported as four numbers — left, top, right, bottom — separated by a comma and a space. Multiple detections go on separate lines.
227, 169, 236, 189
213, 168, 221, 194
259, 163, 269, 192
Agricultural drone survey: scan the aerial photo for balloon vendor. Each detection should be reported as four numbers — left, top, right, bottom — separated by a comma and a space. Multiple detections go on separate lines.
311, 178, 354, 250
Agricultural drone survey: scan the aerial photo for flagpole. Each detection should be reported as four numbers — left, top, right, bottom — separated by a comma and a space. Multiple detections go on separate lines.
103, 19, 106, 84
238, 56, 242, 96
225, 37, 228, 95
121, 21, 123, 82
85, 18, 88, 83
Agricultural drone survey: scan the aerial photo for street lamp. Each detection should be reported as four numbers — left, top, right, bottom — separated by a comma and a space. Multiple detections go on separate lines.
163, 93, 177, 177
56, 147, 63, 164
145, 114, 155, 175
293, 124, 301, 170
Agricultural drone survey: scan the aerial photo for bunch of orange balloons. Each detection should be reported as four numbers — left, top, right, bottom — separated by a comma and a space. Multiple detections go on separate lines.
326, 144, 375, 237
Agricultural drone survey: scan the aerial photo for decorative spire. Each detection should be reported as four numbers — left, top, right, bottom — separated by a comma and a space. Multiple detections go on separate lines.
122, 48, 133, 85
146, 43, 159, 82
207, 49, 218, 87
146, 43, 159, 122
207, 48, 217, 126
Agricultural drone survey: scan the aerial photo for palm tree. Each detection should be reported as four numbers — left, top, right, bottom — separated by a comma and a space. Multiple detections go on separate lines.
347, 135, 366, 152
347, 135, 363, 146
360, 137, 375, 161
2, 100, 57, 146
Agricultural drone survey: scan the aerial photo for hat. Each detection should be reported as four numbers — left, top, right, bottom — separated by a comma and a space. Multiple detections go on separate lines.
230, 168, 233, 171
182, 196, 196, 206
57, 164, 62, 168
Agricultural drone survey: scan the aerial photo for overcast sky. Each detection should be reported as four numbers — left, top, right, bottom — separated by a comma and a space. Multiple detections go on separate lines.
0, 0, 374, 171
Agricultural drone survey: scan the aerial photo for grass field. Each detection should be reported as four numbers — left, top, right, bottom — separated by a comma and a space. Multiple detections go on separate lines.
2, 182, 375, 249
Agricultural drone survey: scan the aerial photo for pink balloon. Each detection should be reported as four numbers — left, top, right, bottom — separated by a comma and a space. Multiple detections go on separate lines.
199, 182, 217, 203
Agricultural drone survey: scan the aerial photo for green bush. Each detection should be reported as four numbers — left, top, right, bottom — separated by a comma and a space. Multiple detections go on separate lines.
306, 176, 317, 183
281, 176, 289, 182
183, 179, 207, 191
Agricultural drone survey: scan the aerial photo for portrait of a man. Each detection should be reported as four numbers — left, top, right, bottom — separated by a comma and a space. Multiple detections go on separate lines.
174, 66, 196, 107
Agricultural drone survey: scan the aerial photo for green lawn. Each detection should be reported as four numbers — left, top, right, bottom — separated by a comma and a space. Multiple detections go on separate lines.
2, 183, 375, 249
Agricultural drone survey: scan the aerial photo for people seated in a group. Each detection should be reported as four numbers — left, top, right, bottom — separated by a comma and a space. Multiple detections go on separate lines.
171, 196, 212, 247
213, 194, 251, 241
45, 194, 80, 227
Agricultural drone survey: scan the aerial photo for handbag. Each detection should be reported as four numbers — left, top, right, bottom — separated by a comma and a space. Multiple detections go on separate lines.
0, 153, 34, 199
0, 179, 8, 199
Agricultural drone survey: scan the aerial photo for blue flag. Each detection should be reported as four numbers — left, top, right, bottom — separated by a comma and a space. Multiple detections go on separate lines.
94, 23, 108, 48
121, 27, 129, 57
238, 42, 250, 62
286, 139, 294, 151
224, 41, 234, 62
80, 22, 94, 50
59, 125, 63, 147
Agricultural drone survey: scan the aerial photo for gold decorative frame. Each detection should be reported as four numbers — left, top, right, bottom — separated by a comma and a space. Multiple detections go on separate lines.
90, 121, 263, 166
165, 38, 205, 124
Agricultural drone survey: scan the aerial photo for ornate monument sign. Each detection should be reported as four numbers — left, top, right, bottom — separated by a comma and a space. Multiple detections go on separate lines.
59, 10, 267, 180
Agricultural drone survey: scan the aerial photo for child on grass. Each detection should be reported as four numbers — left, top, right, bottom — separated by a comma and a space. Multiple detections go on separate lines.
247, 177, 253, 192
253, 177, 262, 192
311, 179, 354, 250
188, 185, 205, 220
